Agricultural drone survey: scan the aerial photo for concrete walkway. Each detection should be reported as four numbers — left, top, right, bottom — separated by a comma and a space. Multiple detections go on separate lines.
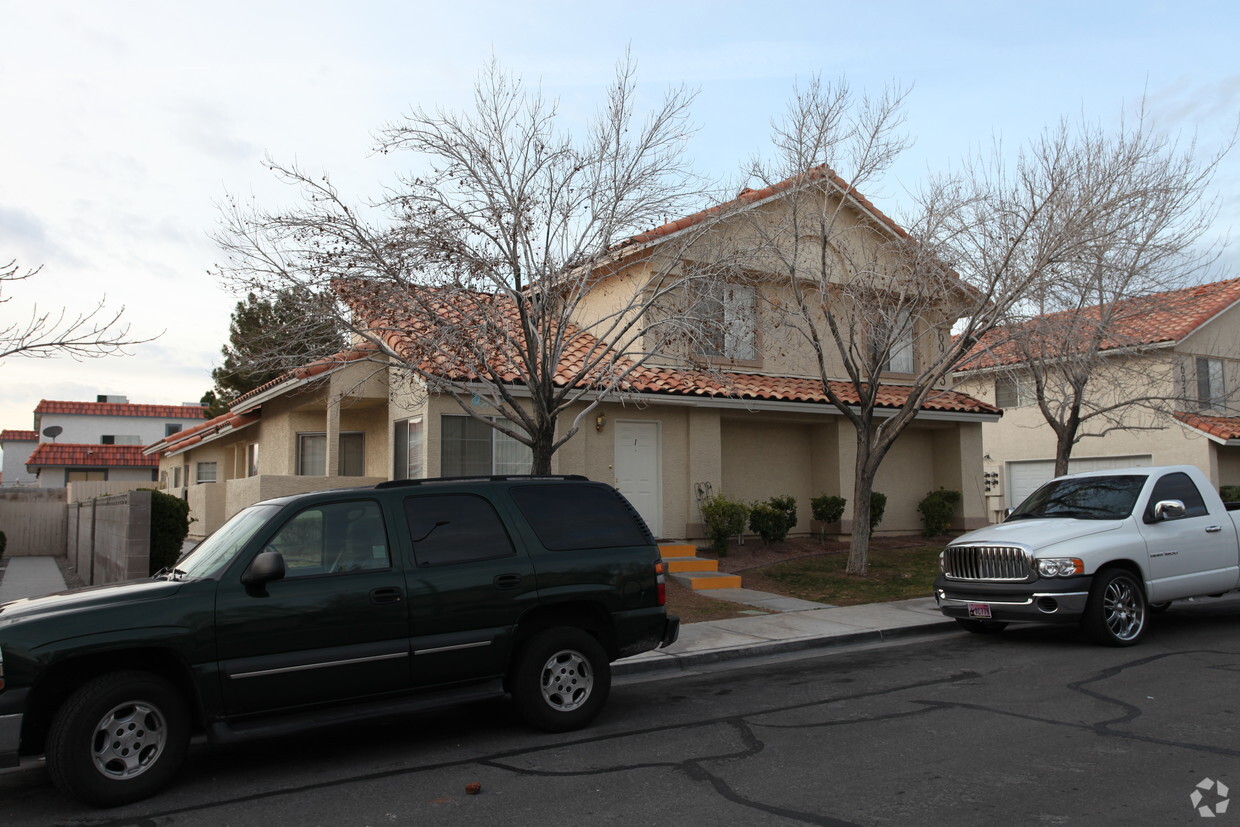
0, 557, 957, 675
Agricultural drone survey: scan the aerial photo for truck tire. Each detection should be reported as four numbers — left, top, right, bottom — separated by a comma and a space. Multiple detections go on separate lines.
46, 670, 190, 807
1083, 569, 1147, 646
511, 627, 610, 733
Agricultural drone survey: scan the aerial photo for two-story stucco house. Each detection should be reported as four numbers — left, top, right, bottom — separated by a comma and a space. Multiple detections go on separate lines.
17, 396, 206, 488
952, 278, 1240, 520
150, 170, 1000, 541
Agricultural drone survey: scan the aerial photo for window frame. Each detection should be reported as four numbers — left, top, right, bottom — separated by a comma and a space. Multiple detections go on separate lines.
296, 431, 366, 476
196, 461, 218, 484
439, 415, 532, 476
691, 282, 758, 364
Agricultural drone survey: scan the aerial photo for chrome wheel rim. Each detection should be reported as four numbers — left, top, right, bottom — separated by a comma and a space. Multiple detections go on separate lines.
91, 701, 168, 780
539, 649, 593, 713
1103, 577, 1145, 641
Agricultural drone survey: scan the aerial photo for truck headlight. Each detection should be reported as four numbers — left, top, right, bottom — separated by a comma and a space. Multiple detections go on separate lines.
1036, 557, 1084, 577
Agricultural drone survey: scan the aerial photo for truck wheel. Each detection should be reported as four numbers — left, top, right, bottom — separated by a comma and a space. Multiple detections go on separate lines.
955, 618, 1008, 634
1083, 569, 1147, 646
46, 670, 190, 807
511, 628, 610, 733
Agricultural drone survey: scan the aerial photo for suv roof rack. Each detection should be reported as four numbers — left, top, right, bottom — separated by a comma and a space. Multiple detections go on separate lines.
375, 474, 590, 490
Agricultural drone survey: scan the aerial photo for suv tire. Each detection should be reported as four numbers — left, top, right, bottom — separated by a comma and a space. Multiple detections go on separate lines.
46, 671, 190, 808
511, 627, 610, 732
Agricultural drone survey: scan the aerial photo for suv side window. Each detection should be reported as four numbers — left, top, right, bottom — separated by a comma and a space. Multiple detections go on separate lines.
1147, 472, 1209, 520
510, 483, 652, 550
404, 493, 515, 567
264, 500, 391, 577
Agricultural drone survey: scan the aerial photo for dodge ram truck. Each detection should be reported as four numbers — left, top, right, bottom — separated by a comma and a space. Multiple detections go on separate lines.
934, 465, 1240, 646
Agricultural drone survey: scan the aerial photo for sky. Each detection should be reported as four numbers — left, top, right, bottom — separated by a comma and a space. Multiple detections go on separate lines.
2, 0, 1238, 449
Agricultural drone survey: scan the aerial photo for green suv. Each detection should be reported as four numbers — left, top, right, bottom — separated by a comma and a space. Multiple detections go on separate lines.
0, 475, 679, 806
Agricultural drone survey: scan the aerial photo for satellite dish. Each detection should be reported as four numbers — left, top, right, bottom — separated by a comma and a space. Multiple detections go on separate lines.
42, 425, 63, 441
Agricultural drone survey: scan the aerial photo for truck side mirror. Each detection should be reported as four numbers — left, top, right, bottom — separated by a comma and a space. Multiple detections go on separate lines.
242, 551, 287, 587
1152, 500, 1186, 522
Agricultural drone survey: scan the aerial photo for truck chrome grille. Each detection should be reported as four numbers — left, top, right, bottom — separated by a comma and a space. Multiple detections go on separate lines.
942, 545, 1031, 581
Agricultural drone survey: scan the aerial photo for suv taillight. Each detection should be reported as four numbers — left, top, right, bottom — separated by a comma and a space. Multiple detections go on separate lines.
655, 561, 667, 606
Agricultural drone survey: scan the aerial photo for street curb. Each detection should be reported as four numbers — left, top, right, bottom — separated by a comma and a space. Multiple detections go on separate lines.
613, 618, 959, 678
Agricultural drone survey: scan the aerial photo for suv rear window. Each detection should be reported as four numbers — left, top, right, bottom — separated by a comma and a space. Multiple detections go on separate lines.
510, 484, 652, 550
403, 493, 515, 566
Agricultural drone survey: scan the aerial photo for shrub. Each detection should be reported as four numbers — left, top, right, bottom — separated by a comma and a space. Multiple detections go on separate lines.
700, 494, 749, 557
1222, 485, 1240, 503
869, 491, 887, 533
748, 503, 785, 544
768, 495, 797, 530
145, 489, 191, 575
810, 494, 847, 538
917, 488, 962, 537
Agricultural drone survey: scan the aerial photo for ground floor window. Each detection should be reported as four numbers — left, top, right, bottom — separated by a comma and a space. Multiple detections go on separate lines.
67, 469, 107, 483
196, 461, 218, 484
297, 432, 365, 476
393, 417, 425, 480
440, 415, 532, 476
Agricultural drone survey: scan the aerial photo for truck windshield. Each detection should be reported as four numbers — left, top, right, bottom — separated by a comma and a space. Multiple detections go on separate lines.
174, 505, 280, 579
1007, 475, 1147, 521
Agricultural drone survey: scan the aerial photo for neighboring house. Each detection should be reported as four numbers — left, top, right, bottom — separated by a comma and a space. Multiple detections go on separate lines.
0, 430, 38, 486
952, 278, 1240, 520
14, 396, 206, 488
150, 170, 1000, 540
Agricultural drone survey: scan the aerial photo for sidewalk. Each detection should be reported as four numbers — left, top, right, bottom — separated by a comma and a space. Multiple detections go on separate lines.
0, 557, 957, 675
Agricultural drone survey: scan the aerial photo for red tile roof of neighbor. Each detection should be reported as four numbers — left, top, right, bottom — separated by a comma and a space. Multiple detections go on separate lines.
1173, 412, 1240, 442
154, 411, 261, 454
34, 400, 208, 419
25, 443, 158, 469
0, 430, 38, 441
958, 278, 1240, 372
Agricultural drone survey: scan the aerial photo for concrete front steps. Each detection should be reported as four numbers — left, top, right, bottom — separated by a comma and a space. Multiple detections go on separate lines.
659, 544, 742, 590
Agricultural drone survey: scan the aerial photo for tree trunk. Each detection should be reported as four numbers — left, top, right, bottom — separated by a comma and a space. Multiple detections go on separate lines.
846, 483, 873, 576
529, 420, 556, 475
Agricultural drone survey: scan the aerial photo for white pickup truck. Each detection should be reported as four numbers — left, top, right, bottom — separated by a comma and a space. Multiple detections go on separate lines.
934, 465, 1240, 646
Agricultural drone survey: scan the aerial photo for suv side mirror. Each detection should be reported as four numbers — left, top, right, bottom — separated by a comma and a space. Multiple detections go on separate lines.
242, 551, 286, 587
1152, 499, 1186, 522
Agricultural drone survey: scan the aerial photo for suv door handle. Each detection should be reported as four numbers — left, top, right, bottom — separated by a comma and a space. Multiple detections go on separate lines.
370, 587, 404, 604
493, 573, 523, 590
1206, 525, 1223, 533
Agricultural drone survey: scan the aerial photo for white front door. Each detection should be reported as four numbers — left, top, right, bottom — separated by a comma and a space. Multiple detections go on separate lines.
614, 420, 661, 537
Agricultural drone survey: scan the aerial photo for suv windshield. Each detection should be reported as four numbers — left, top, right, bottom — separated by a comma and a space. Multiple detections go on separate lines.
1007, 475, 1147, 521
175, 504, 281, 579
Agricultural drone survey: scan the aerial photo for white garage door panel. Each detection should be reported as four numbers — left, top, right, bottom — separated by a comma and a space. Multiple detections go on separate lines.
1007, 455, 1152, 509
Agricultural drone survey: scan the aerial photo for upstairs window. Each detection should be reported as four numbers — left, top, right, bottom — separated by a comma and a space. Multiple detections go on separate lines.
692, 283, 756, 362
297, 432, 365, 476
1197, 357, 1226, 411
995, 376, 1034, 408
196, 461, 218, 484
870, 308, 916, 374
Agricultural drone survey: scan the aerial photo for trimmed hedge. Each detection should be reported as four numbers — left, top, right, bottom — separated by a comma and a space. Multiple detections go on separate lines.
144, 489, 191, 575
701, 494, 749, 557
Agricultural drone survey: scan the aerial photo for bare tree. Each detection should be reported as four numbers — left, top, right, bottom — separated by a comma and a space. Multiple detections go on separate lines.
0, 259, 154, 361
213, 57, 715, 473
961, 115, 1231, 476
726, 78, 1212, 574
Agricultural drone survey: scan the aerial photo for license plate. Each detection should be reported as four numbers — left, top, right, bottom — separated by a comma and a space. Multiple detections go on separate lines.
967, 603, 992, 619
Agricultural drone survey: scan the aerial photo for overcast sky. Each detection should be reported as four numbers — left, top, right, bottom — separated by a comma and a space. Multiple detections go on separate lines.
2, 1, 1238, 450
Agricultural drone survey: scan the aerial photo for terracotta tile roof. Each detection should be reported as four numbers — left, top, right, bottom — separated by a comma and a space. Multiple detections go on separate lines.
959, 278, 1240, 372
333, 282, 997, 416
34, 400, 208, 420
153, 411, 261, 454
0, 430, 37, 441
622, 165, 909, 248
230, 346, 378, 410
1173, 411, 1240, 442
25, 443, 158, 469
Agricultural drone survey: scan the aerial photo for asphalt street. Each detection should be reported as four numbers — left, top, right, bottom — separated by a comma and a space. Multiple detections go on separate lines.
3, 595, 1239, 825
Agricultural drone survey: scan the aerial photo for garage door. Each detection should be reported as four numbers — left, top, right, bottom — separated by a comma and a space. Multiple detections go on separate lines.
1006, 455, 1152, 510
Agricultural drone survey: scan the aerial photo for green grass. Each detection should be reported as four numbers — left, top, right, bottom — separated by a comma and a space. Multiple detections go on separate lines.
744, 544, 943, 606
